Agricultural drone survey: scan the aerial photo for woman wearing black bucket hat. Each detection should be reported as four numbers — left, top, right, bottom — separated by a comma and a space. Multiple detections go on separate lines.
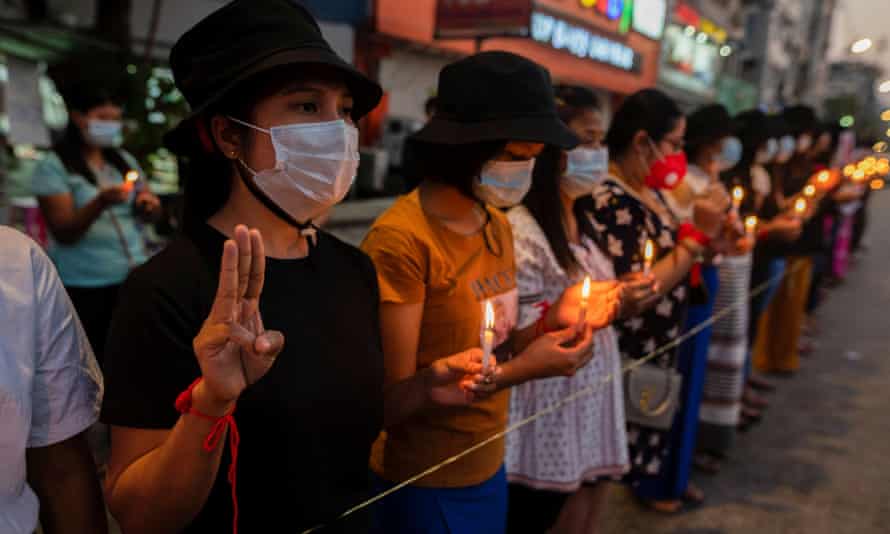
361, 51, 621, 533
99, 2, 480, 533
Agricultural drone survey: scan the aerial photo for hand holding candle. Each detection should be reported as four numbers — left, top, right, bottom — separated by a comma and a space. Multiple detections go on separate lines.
643, 239, 655, 275
123, 169, 140, 193
794, 197, 807, 218
744, 215, 758, 239
731, 186, 744, 215
482, 300, 495, 374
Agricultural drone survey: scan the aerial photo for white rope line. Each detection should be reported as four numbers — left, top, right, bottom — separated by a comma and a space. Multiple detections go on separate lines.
301, 261, 796, 533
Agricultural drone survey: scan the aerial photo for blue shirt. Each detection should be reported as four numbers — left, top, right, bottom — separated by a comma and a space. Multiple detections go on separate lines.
30, 151, 147, 287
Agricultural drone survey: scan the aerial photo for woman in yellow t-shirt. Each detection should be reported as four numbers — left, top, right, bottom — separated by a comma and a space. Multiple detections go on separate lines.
362, 52, 621, 534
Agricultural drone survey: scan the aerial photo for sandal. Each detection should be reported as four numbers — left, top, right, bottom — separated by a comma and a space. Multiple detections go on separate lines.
693, 452, 722, 475
748, 375, 776, 392
743, 388, 770, 410
683, 483, 706, 507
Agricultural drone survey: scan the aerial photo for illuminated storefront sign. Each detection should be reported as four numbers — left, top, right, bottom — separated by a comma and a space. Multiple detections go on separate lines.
531, 11, 638, 71
573, 0, 666, 39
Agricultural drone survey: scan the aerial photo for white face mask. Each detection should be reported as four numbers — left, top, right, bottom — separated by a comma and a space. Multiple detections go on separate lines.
776, 135, 796, 163
85, 119, 123, 148
562, 146, 608, 199
473, 159, 535, 208
230, 117, 359, 224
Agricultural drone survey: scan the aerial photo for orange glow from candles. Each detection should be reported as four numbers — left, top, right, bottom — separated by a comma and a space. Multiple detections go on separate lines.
644, 240, 654, 263
803, 184, 816, 197
853, 169, 867, 181
871, 178, 885, 190
794, 198, 807, 215
844, 164, 856, 177
732, 186, 744, 205
817, 170, 830, 184
581, 276, 591, 301
484, 300, 494, 331
745, 215, 758, 234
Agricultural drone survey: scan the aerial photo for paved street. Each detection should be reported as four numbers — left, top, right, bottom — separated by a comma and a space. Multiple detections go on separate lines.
600, 190, 890, 534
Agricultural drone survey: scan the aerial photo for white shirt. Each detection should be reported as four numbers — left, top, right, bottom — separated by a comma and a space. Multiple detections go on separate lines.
0, 226, 103, 534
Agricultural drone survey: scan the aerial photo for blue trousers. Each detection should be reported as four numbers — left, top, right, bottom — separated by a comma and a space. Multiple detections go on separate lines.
370, 467, 507, 534
635, 265, 718, 500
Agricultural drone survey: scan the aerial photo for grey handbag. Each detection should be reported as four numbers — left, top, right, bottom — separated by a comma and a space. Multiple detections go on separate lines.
621, 356, 683, 431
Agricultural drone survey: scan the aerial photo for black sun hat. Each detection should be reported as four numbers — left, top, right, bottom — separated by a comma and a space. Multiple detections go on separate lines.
164, 0, 382, 154
411, 51, 579, 149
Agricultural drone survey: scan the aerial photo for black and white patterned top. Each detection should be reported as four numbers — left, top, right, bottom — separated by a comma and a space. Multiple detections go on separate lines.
577, 176, 688, 369
575, 174, 690, 481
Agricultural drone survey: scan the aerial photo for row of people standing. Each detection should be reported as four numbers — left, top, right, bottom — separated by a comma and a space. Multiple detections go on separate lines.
11, 2, 870, 534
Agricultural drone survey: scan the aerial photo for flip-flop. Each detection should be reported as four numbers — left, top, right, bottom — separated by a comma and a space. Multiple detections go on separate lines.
693, 453, 722, 475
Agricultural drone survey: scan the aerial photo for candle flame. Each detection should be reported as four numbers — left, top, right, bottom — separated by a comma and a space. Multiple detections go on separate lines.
817, 170, 830, 183
745, 215, 758, 233
803, 185, 815, 197
581, 276, 591, 300
484, 300, 495, 330
732, 186, 744, 203
843, 164, 856, 177
853, 169, 866, 181
644, 239, 654, 262
125, 170, 139, 183
871, 178, 885, 190
794, 198, 807, 214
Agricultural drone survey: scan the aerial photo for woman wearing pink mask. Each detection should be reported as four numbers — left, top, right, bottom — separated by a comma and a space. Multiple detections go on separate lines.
575, 89, 725, 513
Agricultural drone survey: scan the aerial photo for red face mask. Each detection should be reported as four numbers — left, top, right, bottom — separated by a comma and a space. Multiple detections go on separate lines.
644, 139, 687, 190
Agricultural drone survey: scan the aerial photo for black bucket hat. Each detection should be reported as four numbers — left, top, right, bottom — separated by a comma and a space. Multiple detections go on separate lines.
411, 51, 578, 149
164, 0, 382, 154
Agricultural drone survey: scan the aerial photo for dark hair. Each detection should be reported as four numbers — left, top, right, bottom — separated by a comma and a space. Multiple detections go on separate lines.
684, 104, 731, 163
402, 138, 506, 196
605, 89, 682, 157
782, 105, 818, 137
554, 84, 600, 124
53, 99, 131, 186
722, 109, 770, 188
425, 96, 438, 117
523, 146, 575, 272
179, 64, 338, 231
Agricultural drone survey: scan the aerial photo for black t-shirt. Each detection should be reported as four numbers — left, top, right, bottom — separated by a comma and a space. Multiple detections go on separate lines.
101, 223, 384, 533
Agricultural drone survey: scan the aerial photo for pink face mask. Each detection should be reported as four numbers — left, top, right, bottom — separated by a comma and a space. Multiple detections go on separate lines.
643, 138, 687, 190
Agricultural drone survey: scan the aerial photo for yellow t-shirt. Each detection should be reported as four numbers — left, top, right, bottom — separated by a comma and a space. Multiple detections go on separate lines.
361, 190, 518, 488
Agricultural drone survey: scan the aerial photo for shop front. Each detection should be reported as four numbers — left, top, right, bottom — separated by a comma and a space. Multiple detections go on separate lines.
656, 0, 755, 112
370, 0, 667, 123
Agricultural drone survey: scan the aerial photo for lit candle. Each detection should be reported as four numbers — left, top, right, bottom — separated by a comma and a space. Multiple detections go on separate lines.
745, 215, 758, 239
843, 164, 856, 177
794, 197, 807, 216
853, 169, 866, 182
643, 239, 655, 275
803, 184, 816, 197
577, 276, 591, 331
816, 170, 830, 184
731, 186, 744, 214
124, 170, 139, 192
482, 300, 495, 374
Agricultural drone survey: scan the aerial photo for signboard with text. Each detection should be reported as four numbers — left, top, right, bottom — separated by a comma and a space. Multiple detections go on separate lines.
435, 0, 533, 39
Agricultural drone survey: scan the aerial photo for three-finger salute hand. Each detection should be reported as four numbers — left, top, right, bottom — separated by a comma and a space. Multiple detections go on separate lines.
193, 225, 284, 410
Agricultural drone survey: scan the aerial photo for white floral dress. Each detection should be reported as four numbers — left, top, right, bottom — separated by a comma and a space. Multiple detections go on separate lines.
504, 205, 629, 492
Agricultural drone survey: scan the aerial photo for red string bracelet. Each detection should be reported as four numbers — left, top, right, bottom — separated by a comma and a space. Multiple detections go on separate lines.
533, 301, 553, 337
175, 378, 240, 534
